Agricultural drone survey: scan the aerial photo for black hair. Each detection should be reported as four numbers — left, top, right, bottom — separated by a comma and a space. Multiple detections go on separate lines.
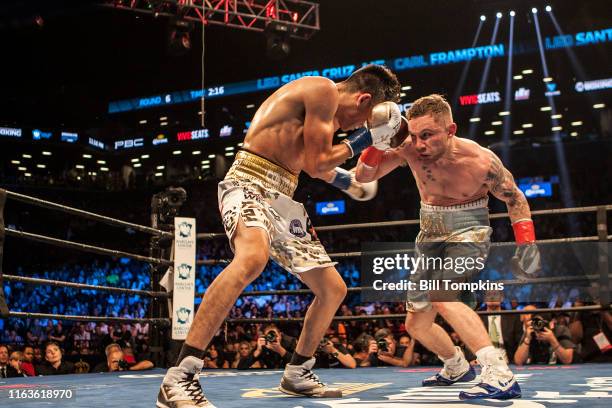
343, 64, 401, 104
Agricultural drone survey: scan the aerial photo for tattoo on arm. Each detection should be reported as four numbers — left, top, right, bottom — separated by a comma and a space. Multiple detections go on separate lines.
486, 153, 531, 222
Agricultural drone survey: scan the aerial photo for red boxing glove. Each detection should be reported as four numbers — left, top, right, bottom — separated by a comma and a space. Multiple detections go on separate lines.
512, 220, 536, 245
359, 146, 383, 168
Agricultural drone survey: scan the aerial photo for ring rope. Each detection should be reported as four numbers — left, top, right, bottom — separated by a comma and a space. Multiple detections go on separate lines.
196, 204, 612, 238
5, 228, 172, 266
7, 311, 171, 327
3, 274, 170, 298
225, 305, 612, 324
3, 189, 173, 239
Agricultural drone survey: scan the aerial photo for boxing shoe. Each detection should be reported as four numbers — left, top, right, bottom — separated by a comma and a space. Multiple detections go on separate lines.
422, 346, 476, 386
459, 364, 521, 400
279, 357, 342, 398
157, 356, 216, 408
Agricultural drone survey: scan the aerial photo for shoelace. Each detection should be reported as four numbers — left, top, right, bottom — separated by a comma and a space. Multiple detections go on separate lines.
300, 368, 325, 387
177, 372, 208, 405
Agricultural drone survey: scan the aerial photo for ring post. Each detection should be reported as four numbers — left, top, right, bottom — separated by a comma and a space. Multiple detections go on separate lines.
149, 187, 187, 367
597, 206, 610, 308
0, 189, 9, 317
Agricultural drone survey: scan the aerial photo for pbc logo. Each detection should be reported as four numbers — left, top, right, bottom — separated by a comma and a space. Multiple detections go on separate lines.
178, 222, 193, 238
176, 307, 191, 324
177, 263, 192, 280
289, 219, 306, 238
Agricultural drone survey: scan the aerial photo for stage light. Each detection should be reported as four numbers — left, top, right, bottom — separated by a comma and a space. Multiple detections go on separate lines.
208, 154, 215, 158
469, 117, 480, 122
97, 160, 106, 164
513, 75, 523, 80
141, 154, 149, 159
131, 158, 139, 163
192, 150, 201, 155
156, 165, 165, 170
551, 114, 562, 119
224, 152, 234, 157
24, 173, 32, 177
498, 111, 510, 116
571, 121, 583, 126
540, 106, 552, 111
83, 154, 92, 159
167, 19, 193, 57
173, 150, 182, 155
225, 146, 234, 151
522, 123, 534, 128
513, 130, 524, 135
593, 103, 606, 109
42, 151, 52, 156
159, 116, 168, 121
552, 126, 562, 131
522, 69, 533, 74
155, 172, 163, 177
510, 11, 516, 17
11, 160, 19, 164
496, 12, 502, 18
202, 165, 210, 169
543, 77, 553, 82
401, 85, 412, 91
265, 22, 291, 60
492, 121, 502, 126
532, 8, 538, 13
485, 130, 495, 135
18, 167, 26, 171
545, 5, 552, 12
571, 132, 578, 137
480, 15, 486, 21
133, 163, 142, 168
139, 120, 147, 124
36, 164, 46, 169
201, 160, 210, 164
100, 167, 109, 172
246, 104, 255, 109
76, 165, 85, 169
22, 154, 32, 159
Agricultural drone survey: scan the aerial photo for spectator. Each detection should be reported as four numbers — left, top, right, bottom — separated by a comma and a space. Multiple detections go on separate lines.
473, 291, 523, 363
203, 344, 229, 369
92, 343, 154, 372
232, 341, 261, 369
252, 325, 295, 369
315, 336, 356, 369
514, 307, 577, 365
21, 346, 36, 376
0, 345, 19, 378
372, 328, 413, 367
48, 323, 66, 346
570, 303, 612, 363
9, 351, 27, 377
36, 342, 75, 375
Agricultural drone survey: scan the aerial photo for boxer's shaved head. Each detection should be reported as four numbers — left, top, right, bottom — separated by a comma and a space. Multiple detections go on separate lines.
407, 94, 453, 127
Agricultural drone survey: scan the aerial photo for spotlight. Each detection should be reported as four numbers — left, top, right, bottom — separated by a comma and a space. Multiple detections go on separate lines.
496, 12, 502, 18
532, 7, 538, 13
265, 22, 291, 60
480, 15, 486, 21
545, 5, 552, 12
509, 11, 516, 17
167, 19, 194, 56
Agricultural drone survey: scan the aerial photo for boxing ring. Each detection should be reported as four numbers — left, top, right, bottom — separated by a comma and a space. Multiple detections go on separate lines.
0, 187, 611, 407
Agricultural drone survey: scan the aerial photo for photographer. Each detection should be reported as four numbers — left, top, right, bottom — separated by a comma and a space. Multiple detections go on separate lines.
252, 325, 296, 369
372, 329, 413, 368
315, 336, 356, 369
93, 343, 153, 372
514, 307, 576, 366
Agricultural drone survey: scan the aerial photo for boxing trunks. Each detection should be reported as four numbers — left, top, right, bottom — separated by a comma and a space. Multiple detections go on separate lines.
407, 197, 492, 312
218, 150, 336, 275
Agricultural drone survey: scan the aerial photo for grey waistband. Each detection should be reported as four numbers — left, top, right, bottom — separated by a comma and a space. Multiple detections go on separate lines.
420, 206, 490, 235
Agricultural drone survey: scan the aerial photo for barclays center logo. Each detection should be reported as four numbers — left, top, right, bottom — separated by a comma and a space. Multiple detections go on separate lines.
176, 307, 191, 324
177, 263, 192, 280
178, 221, 193, 238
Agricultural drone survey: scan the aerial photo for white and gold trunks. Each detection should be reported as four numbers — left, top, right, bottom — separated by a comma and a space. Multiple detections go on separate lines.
218, 150, 336, 275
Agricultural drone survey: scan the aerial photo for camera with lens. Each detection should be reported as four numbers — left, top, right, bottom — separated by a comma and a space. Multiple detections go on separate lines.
264, 330, 278, 344
118, 359, 130, 370
319, 337, 330, 348
164, 187, 187, 208
377, 339, 389, 353
531, 315, 550, 332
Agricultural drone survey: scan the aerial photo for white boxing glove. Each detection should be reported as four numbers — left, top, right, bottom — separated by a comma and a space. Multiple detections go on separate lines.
329, 167, 378, 201
367, 101, 403, 150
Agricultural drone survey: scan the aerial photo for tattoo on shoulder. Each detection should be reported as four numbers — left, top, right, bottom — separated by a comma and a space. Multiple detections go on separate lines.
485, 153, 519, 206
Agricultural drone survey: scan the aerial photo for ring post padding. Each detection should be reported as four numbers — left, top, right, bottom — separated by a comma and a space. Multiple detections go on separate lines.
597, 206, 610, 307
0, 189, 9, 317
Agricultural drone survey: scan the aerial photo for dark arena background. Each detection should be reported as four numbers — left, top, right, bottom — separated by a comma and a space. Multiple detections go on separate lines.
0, 0, 611, 407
